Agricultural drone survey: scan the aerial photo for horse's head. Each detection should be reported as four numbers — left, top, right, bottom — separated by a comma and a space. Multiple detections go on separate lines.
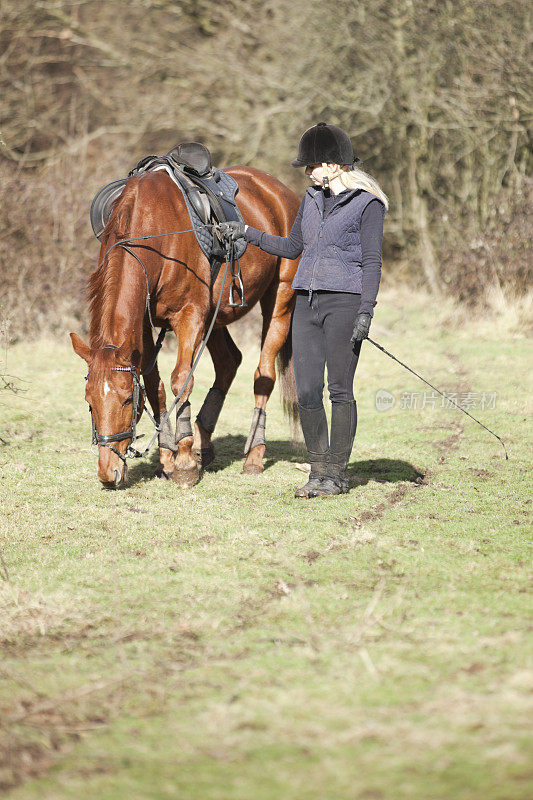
70, 332, 143, 488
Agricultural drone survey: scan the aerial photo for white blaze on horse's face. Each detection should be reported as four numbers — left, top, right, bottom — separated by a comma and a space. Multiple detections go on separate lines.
70, 333, 142, 487
86, 354, 134, 426
90, 369, 134, 428
86, 365, 137, 487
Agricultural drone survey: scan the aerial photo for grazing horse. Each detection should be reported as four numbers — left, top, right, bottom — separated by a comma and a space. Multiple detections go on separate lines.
70, 166, 300, 488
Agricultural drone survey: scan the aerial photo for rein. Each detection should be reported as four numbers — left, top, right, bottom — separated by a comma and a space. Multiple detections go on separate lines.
98, 226, 212, 338
87, 229, 237, 465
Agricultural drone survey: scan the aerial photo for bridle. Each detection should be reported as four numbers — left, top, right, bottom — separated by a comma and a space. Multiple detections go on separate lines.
86, 345, 153, 466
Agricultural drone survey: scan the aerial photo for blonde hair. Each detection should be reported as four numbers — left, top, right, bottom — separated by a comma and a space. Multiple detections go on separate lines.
322, 162, 389, 211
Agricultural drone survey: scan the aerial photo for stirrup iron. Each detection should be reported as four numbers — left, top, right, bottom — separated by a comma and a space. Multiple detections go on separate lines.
228, 252, 247, 308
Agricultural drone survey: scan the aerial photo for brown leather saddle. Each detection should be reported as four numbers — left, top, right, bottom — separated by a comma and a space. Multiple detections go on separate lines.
90, 142, 246, 268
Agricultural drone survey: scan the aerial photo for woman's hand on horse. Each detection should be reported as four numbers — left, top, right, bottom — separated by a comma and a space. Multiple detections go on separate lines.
350, 312, 372, 345
216, 221, 246, 241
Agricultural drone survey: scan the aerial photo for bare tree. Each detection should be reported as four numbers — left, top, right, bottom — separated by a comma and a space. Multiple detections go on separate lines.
0, 0, 531, 339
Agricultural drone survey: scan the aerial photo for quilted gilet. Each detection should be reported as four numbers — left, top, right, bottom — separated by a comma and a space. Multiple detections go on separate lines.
292, 186, 386, 294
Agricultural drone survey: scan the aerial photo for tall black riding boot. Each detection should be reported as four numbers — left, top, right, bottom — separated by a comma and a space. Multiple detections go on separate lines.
294, 404, 329, 499
316, 400, 357, 496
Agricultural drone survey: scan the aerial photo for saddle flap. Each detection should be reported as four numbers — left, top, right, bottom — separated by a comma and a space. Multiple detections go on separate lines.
167, 142, 212, 177
90, 178, 128, 239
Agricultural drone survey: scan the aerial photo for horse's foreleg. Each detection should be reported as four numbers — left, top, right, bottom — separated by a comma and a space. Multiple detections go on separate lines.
168, 307, 205, 488
193, 328, 242, 468
243, 280, 294, 474
142, 325, 175, 478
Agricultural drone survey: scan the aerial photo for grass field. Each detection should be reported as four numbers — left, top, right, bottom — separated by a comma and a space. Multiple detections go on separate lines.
1, 287, 531, 799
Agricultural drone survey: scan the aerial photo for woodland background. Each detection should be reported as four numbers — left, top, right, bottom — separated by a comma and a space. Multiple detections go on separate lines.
0, 0, 532, 342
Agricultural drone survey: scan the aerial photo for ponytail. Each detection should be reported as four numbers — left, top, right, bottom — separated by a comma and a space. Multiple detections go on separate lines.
337, 164, 389, 210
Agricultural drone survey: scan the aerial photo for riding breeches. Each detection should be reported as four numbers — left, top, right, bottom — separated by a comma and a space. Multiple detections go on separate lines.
292, 290, 363, 409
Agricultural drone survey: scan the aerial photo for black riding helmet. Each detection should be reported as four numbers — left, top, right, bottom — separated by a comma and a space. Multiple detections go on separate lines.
291, 122, 355, 167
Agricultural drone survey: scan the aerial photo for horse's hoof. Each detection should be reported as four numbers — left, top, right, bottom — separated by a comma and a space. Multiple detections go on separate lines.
242, 464, 263, 475
171, 465, 200, 488
193, 445, 215, 469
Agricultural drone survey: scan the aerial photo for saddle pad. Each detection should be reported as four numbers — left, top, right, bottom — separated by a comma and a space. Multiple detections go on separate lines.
148, 164, 247, 263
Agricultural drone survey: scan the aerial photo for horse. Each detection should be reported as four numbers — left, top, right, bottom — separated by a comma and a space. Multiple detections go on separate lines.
70, 166, 300, 488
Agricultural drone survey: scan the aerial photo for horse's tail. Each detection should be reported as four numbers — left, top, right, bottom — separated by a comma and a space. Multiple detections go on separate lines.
276, 315, 301, 440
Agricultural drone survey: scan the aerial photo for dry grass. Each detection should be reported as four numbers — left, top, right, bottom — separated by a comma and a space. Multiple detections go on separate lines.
0, 288, 531, 797
0, 584, 76, 644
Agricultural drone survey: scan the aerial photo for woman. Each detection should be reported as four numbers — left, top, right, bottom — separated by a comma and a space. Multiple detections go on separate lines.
222, 122, 388, 498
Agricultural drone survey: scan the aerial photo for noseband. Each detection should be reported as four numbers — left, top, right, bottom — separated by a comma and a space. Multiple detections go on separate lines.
86, 345, 145, 466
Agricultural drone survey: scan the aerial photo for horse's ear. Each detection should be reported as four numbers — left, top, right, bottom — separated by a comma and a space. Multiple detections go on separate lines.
70, 333, 92, 363
115, 331, 139, 367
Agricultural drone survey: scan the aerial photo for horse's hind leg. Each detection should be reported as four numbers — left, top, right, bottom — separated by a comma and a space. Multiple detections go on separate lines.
142, 324, 175, 479
193, 328, 242, 468
243, 279, 294, 474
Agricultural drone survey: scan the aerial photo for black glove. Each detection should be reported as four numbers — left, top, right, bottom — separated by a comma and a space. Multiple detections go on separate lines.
350, 312, 372, 346
216, 221, 246, 242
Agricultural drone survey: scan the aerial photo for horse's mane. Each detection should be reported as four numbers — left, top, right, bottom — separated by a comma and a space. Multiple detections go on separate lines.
87, 182, 137, 348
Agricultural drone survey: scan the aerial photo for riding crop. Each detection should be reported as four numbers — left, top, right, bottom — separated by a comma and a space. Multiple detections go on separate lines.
366, 337, 509, 460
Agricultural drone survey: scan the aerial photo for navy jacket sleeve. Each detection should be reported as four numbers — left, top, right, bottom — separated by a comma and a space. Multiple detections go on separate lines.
244, 197, 305, 260
358, 199, 384, 318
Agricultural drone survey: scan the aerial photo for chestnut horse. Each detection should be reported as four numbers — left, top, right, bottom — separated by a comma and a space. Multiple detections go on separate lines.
70, 166, 300, 488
